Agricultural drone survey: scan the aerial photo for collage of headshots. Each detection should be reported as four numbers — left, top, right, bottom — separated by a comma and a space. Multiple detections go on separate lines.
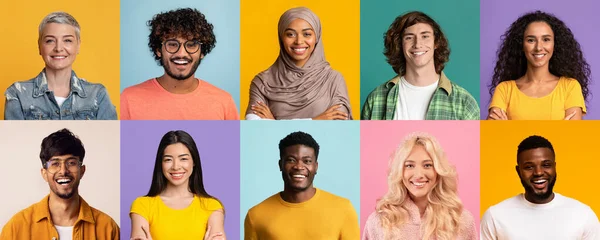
0, 0, 599, 239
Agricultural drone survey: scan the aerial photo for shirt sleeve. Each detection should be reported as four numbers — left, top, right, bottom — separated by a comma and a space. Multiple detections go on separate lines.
480, 208, 498, 240
130, 197, 150, 222
582, 206, 600, 240
95, 85, 118, 120
245, 78, 268, 118
361, 212, 378, 240
4, 86, 25, 120
201, 197, 224, 212
489, 81, 509, 112
243, 211, 258, 240
119, 89, 131, 120
461, 90, 481, 120
564, 79, 586, 113
224, 95, 240, 120
360, 93, 374, 120
0, 214, 16, 240
340, 200, 360, 240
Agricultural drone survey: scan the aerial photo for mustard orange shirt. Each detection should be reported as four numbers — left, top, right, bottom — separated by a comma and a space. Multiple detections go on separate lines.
0, 195, 119, 240
489, 77, 586, 120
120, 78, 239, 120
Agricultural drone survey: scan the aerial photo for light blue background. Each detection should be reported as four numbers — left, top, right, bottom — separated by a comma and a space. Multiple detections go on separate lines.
120, 0, 240, 110
240, 121, 361, 239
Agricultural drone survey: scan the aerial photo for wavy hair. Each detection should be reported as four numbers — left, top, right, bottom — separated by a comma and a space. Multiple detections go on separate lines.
490, 10, 591, 102
376, 132, 462, 240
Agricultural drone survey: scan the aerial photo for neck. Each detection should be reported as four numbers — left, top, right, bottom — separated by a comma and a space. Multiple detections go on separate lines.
411, 195, 428, 217
524, 65, 555, 83
280, 186, 316, 203
525, 191, 555, 204
156, 75, 198, 94
403, 65, 440, 87
45, 68, 72, 97
161, 182, 194, 198
48, 193, 80, 226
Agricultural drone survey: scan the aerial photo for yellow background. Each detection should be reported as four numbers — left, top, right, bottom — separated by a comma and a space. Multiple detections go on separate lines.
480, 121, 600, 218
0, 0, 120, 119
240, 0, 360, 119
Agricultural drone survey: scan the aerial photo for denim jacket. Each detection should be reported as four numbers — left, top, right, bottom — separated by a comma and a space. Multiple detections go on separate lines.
4, 70, 117, 120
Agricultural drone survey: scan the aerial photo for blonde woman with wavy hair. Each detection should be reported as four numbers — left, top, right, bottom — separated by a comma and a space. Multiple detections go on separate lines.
362, 132, 476, 240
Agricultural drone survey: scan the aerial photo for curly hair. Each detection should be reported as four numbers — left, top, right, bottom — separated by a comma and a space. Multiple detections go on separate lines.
490, 10, 591, 102
384, 11, 450, 75
147, 8, 216, 66
376, 132, 463, 240
279, 131, 320, 160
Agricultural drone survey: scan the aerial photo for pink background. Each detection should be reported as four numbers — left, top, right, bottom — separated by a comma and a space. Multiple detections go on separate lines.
360, 121, 480, 235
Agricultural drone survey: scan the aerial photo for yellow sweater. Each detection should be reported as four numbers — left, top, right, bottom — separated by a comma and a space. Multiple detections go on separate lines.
244, 188, 360, 240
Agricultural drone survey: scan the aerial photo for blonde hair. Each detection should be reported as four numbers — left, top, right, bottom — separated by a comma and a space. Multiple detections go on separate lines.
375, 132, 463, 240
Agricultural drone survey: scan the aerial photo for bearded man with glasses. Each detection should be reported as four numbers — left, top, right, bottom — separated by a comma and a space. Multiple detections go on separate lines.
120, 8, 239, 120
0, 128, 119, 240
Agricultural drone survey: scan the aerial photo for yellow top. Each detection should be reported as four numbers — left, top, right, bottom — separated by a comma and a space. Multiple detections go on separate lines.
490, 77, 586, 120
244, 188, 360, 240
130, 195, 222, 240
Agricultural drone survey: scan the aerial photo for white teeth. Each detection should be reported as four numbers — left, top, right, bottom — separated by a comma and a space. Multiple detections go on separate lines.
412, 182, 426, 186
171, 173, 184, 177
173, 60, 189, 64
56, 179, 71, 184
413, 51, 426, 56
292, 175, 306, 178
292, 48, 307, 53
52, 56, 66, 59
534, 179, 547, 184
533, 54, 545, 58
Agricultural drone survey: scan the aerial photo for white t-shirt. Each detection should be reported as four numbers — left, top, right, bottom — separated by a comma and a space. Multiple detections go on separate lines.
54, 96, 67, 107
55, 225, 73, 240
393, 76, 438, 120
481, 193, 600, 240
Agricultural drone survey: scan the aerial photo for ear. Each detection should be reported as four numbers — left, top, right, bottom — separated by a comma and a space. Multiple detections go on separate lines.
79, 165, 86, 179
314, 160, 318, 175
278, 159, 283, 171
41, 168, 49, 183
515, 165, 519, 176
156, 49, 162, 58
76, 39, 81, 54
200, 53, 204, 59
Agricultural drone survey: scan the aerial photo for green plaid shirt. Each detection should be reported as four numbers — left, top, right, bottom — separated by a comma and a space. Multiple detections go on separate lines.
361, 72, 480, 120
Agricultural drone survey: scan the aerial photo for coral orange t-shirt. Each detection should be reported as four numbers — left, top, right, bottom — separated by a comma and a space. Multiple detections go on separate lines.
120, 78, 239, 120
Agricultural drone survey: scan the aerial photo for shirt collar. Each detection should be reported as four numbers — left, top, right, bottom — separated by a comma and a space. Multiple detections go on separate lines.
33, 69, 86, 98
385, 71, 453, 95
33, 194, 96, 224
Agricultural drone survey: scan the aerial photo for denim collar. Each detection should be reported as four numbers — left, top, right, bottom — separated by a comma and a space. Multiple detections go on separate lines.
33, 69, 87, 98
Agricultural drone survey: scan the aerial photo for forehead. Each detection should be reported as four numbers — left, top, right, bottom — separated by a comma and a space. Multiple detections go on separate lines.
49, 154, 79, 161
286, 18, 314, 30
283, 144, 315, 157
518, 147, 554, 163
406, 144, 432, 162
524, 21, 553, 36
41, 23, 77, 37
404, 22, 433, 35
163, 143, 191, 155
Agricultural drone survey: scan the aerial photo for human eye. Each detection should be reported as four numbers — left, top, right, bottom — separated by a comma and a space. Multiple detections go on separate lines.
66, 160, 78, 166
50, 161, 60, 168
303, 32, 312, 37
163, 158, 172, 162
404, 36, 413, 41
45, 39, 55, 44
404, 164, 414, 169
286, 31, 296, 38
424, 163, 433, 168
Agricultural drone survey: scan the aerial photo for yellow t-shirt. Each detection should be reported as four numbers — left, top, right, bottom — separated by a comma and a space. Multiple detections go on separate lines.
130, 195, 223, 240
244, 188, 360, 240
489, 77, 586, 120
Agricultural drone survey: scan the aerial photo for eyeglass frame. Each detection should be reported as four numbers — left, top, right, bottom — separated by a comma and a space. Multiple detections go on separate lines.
162, 39, 203, 54
43, 158, 83, 174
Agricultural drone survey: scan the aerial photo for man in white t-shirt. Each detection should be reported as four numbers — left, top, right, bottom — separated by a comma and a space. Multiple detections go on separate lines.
480, 135, 600, 240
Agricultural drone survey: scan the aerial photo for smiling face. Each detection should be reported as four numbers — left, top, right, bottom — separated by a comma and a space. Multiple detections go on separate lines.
157, 36, 204, 81
402, 144, 438, 201
402, 22, 436, 72
38, 23, 80, 71
517, 147, 557, 203
162, 143, 194, 187
279, 144, 318, 192
41, 154, 85, 200
281, 18, 316, 67
523, 21, 555, 69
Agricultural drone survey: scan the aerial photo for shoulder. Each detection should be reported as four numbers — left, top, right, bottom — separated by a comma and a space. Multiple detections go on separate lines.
4, 204, 35, 227
198, 80, 234, 98
557, 193, 594, 212
366, 77, 397, 98
558, 77, 582, 90
121, 79, 157, 96
495, 80, 515, 90
318, 189, 354, 208
89, 206, 119, 228
131, 196, 157, 207
459, 208, 475, 227
448, 81, 476, 100
198, 196, 224, 211
485, 195, 522, 216
78, 78, 109, 93
5, 79, 36, 93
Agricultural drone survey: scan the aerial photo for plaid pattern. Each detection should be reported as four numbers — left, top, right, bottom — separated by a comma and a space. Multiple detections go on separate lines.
361, 72, 480, 120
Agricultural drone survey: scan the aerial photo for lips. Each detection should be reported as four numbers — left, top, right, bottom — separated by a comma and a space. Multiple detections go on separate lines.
411, 51, 427, 57
290, 173, 307, 182
169, 172, 185, 180
410, 180, 429, 188
532, 53, 546, 59
532, 179, 548, 189
55, 177, 72, 185
51, 56, 67, 60
291, 47, 308, 55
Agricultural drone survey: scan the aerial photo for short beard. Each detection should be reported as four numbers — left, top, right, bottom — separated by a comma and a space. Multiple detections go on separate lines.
521, 174, 557, 202
283, 170, 315, 192
162, 57, 202, 81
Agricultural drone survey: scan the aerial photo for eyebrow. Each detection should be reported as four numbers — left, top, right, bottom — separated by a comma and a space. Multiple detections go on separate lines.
285, 28, 314, 32
525, 34, 553, 38
43, 35, 75, 38
163, 153, 191, 158
403, 31, 432, 36
50, 156, 78, 161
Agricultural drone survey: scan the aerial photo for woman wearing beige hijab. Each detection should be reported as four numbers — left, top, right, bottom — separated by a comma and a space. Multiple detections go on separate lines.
245, 7, 353, 120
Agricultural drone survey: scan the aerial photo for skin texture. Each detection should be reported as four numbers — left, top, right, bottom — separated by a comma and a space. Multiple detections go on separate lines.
41, 154, 86, 226
403, 145, 438, 215
281, 18, 316, 68
516, 147, 557, 204
38, 22, 81, 98
279, 144, 319, 203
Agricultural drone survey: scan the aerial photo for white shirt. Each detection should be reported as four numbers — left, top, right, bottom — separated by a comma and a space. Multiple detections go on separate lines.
481, 193, 600, 240
54, 96, 67, 107
55, 225, 73, 240
393, 76, 438, 120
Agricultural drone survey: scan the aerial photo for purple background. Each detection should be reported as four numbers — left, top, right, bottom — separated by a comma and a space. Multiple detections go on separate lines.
480, 0, 600, 119
120, 121, 240, 239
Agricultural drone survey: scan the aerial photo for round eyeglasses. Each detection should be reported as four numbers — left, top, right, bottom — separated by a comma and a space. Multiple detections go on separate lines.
163, 39, 202, 54
44, 159, 82, 174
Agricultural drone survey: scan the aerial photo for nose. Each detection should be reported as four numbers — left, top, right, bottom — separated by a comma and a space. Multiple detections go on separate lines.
533, 165, 543, 176
174, 43, 188, 56
534, 41, 542, 51
413, 166, 425, 178
53, 41, 63, 52
292, 161, 304, 170
172, 159, 181, 170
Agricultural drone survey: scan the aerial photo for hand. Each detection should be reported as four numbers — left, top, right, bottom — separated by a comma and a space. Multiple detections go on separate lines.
487, 107, 508, 120
251, 102, 275, 119
564, 110, 576, 120
313, 105, 348, 120
204, 225, 225, 240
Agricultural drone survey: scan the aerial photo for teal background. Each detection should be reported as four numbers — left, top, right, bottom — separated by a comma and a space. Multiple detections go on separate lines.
240, 121, 360, 238
360, 0, 481, 110
120, 0, 240, 110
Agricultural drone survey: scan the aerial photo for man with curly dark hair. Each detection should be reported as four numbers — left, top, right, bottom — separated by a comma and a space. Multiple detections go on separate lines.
120, 8, 239, 120
487, 11, 590, 120
361, 11, 479, 120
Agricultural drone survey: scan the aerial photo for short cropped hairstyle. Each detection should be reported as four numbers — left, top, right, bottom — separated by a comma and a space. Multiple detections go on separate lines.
38, 11, 81, 41
517, 135, 555, 163
147, 8, 217, 66
384, 11, 450, 75
278, 131, 320, 160
40, 128, 86, 166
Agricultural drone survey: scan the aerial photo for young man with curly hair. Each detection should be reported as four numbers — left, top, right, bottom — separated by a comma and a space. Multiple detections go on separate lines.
361, 11, 479, 120
121, 8, 239, 120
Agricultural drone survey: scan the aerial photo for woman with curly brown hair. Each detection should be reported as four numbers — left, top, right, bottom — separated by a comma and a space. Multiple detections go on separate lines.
487, 11, 591, 120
